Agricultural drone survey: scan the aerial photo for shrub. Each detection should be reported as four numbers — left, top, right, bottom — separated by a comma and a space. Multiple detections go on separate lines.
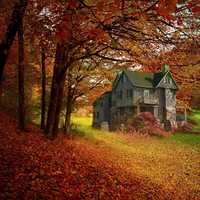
122, 112, 171, 137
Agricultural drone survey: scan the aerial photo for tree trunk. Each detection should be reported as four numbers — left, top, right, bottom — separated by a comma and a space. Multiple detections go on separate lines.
0, 0, 27, 84
45, 43, 67, 138
52, 75, 66, 135
40, 47, 46, 129
64, 89, 73, 133
18, 13, 25, 131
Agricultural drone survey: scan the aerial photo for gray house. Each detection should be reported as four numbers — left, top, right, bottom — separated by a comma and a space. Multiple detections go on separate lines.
93, 65, 178, 130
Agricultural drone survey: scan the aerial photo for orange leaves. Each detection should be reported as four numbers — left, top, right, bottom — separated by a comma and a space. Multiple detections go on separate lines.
66, 0, 79, 10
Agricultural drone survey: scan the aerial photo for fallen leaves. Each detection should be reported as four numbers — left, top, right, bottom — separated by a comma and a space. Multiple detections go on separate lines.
0, 111, 199, 199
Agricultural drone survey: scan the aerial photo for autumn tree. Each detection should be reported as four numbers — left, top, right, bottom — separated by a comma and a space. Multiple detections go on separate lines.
0, 0, 28, 84
63, 59, 113, 132
17, 9, 26, 130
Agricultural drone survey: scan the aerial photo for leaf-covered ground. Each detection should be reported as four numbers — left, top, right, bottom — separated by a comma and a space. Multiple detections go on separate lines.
0, 112, 200, 200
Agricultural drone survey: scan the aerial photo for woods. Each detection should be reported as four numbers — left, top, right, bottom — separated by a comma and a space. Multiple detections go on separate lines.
0, 0, 199, 136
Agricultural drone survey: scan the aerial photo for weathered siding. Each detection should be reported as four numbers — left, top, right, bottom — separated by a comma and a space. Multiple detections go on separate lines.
112, 72, 134, 107
93, 69, 177, 131
165, 88, 176, 122
93, 93, 111, 128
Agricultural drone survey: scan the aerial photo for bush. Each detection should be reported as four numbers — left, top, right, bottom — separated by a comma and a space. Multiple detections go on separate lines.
121, 112, 171, 137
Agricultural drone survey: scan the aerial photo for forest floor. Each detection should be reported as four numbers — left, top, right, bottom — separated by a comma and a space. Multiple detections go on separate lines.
0, 111, 200, 200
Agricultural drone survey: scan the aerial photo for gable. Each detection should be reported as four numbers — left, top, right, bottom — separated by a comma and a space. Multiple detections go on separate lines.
112, 71, 133, 91
156, 71, 178, 90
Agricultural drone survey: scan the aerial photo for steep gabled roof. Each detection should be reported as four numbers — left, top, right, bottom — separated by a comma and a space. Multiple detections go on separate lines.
124, 70, 155, 88
116, 67, 178, 89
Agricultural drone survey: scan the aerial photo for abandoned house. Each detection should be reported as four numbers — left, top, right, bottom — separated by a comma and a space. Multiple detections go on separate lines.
92, 65, 178, 130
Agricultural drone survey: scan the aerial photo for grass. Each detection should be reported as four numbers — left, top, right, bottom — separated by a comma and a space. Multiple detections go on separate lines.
188, 109, 200, 132
71, 114, 200, 196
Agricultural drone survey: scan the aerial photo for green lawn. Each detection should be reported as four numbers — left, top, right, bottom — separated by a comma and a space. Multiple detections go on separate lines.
71, 114, 200, 196
188, 109, 200, 132
72, 115, 200, 148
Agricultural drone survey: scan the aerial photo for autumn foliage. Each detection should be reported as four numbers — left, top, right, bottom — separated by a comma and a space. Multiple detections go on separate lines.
121, 112, 171, 137
0, 111, 182, 200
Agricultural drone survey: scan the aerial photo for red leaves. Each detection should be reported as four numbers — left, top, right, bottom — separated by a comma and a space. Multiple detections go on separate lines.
191, 5, 200, 14
56, 15, 72, 42
88, 28, 108, 42
187, 0, 200, 15
155, 0, 178, 20
66, 0, 79, 10
177, 17, 183, 26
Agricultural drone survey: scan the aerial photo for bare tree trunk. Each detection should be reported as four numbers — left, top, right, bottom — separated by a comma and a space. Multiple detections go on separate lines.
45, 43, 67, 138
64, 88, 73, 133
0, 0, 27, 84
53, 75, 66, 135
40, 47, 46, 129
18, 14, 25, 131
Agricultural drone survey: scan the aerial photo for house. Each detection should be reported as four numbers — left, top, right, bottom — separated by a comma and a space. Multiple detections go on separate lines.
93, 65, 178, 130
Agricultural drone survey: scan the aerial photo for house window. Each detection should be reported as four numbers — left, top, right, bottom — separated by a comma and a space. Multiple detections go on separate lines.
144, 89, 149, 97
100, 101, 103, 107
127, 89, 133, 98
117, 90, 123, 99
96, 112, 99, 119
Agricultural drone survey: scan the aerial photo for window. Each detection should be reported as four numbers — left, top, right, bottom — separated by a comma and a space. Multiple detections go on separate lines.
100, 101, 103, 107
144, 89, 149, 97
96, 112, 99, 119
127, 89, 133, 98
117, 90, 123, 99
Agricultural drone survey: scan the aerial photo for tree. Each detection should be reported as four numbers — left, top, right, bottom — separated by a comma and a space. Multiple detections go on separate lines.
40, 46, 46, 129
17, 10, 26, 130
63, 60, 112, 132
0, 0, 28, 84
